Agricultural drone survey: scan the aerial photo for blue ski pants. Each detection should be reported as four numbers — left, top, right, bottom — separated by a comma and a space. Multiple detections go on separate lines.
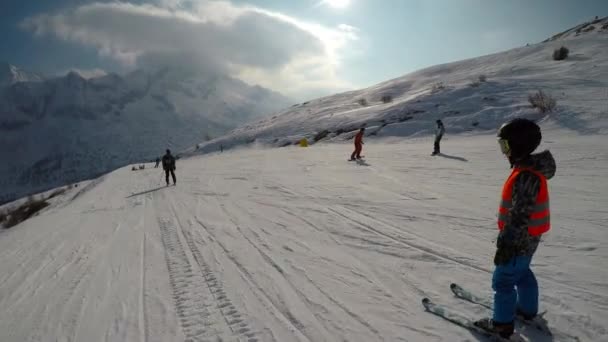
493, 255, 538, 323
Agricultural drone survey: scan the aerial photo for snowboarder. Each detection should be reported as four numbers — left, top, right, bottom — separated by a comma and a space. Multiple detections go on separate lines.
349, 127, 365, 161
155, 157, 160, 168
474, 118, 555, 339
162, 149, 177, 186
432, 119, 445, 155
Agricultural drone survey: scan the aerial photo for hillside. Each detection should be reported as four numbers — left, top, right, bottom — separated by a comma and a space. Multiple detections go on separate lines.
0, 65, 291, 203
191, 16, 608, 155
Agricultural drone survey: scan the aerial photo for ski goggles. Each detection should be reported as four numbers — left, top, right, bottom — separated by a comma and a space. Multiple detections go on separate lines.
498, 138, 511, 155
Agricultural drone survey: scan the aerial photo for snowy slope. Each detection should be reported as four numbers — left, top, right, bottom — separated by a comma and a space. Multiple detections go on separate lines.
191, 17, 608, 155
0, 131, 606, 342
0, 65, 292, 203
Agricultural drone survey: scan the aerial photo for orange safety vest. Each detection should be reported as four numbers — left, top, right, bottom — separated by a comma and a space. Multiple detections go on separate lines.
498, 168, 550, 236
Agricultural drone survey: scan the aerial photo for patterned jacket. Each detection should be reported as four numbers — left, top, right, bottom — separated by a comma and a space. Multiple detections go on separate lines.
498, 150, 556, 256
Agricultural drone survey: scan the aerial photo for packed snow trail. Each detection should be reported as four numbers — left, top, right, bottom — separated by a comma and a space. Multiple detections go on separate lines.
0, 133, 606, 341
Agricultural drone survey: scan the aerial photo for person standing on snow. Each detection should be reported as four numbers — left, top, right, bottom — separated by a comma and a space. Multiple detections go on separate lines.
432, 119, 445, 155
155, 157, 161, 168
350, 127, 365, 161
162, 149, 177, 186
474, 118, 556, 339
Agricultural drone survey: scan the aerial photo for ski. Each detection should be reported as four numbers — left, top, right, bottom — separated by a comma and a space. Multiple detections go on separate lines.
450, 283, 492, 309
450, 283, 579, 341
450, 283, 552, 333
422, 297, 523, 341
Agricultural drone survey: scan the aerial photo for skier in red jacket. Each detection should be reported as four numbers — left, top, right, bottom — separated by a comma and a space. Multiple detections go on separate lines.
349, 127, 365, 161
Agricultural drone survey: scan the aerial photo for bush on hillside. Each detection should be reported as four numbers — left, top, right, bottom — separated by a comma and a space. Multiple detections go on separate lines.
469, 81, 481, 88
2, 196, 50, 229
313, 130, 330, 142
357, 98, 368, 106
431, 82, 445, 94
479, 74, 487, 82
48, 188, 67, 199
553, 46, 570, 61
381, 95, 393, 103
582, 25, 595, 33
528, 90, 557, 113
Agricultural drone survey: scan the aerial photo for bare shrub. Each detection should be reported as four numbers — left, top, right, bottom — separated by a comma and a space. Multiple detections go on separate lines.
553, 46, 569, 61
431, 82, 445, 93
469, 81, 481, 88
357, 98, 368, 106
48, 188, 67, 199
582, 25, 595, 33
528, 90, 557, 113
313, 130, 330, 142
3, 197, 50, 228
479, 74, 487, 82
381, 95, 393, 103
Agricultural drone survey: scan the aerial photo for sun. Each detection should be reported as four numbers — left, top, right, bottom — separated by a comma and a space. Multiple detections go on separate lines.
323, 0, 351, 9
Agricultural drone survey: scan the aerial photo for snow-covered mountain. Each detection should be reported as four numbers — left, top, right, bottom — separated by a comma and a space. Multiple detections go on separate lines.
192, 16, 608, 155
0, 65, 291, 203
0, 63, 44, 87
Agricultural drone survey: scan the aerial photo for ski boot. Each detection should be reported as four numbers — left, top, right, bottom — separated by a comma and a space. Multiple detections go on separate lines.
474, 318, 514, 339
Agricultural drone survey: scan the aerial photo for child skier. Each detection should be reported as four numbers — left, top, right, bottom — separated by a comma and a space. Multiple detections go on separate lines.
475, 118, 556, 338
350, 127, 365, 161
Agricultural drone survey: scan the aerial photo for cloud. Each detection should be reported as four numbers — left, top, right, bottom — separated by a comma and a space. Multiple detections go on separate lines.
21, 0, 359, 99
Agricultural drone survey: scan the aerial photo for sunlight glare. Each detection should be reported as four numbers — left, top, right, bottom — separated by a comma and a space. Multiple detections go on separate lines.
324, 0, 350, 9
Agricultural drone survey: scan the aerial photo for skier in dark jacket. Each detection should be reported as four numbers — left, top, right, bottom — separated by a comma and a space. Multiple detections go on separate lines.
432, 119, 445, 155
155, 157, 161, 168
475, 118, 556, 338
162, 149, 177, 186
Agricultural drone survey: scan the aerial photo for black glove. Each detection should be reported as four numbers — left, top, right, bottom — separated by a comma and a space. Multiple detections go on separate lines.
493, 232, 516, 266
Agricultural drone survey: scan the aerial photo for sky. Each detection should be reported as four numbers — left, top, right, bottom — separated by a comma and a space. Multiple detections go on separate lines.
1, 0, 607, 100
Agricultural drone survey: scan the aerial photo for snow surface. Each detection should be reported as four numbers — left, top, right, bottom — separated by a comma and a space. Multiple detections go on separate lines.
1, 131, 606, 342
190, 18, 608, 156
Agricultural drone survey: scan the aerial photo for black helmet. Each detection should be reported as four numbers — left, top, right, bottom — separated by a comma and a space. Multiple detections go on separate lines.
436, 119, 442, 124
166, 149, 171, 154
497, 118, 541, 161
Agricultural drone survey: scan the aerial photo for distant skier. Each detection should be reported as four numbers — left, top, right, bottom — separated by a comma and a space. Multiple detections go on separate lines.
162, 149, 177, 186
349, 127, 365, 161
474, 118, 555, 339
155, 157, 160, 168
432, 119, 445, 155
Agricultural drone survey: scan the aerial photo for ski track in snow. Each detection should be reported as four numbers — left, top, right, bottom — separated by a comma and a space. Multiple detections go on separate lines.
0, 133, 606, 341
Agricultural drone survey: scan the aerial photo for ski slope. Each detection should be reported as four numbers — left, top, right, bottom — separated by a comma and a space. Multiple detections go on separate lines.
1, 131, 606, 342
